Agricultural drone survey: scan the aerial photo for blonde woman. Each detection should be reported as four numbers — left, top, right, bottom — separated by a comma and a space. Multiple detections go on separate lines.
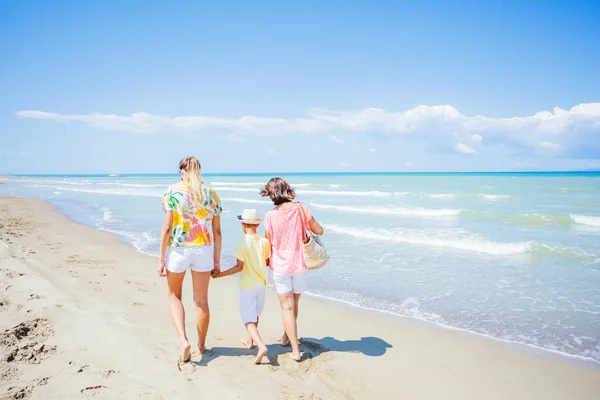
261, 177, 323, 361
158, 156, 223, 365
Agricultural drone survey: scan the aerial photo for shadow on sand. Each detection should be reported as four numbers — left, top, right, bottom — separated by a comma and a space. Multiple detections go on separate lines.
299, 336, 393, 357
192, 336, 392, 367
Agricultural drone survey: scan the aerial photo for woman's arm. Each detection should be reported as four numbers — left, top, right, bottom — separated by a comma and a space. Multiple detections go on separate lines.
158, 211, 173, 276
212, 216, 222, 273
309, 217, 324, 235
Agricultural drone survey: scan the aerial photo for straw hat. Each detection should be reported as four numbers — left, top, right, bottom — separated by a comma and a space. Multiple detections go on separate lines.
237, 209, 261, 224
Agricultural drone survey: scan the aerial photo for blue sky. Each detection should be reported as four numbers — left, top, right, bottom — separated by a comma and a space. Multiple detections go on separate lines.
1, 0, 599, 174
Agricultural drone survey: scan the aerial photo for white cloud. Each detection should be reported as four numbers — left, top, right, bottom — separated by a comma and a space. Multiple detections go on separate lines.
368, 148, 377, 153
405, 160, 412, 167
264, 145, 276, 155
510, 160, 539, 169
539, 141, 561, 150
454, 142, 478, 155
329, 135, 344, 144
339, 162, 348, 168
16, 102, 600, 158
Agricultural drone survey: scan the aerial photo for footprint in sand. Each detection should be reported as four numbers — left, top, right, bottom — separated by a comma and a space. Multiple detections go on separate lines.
100, 369, 118, 378
0, 297, 10, 309
80, 385, 107, 396
3, 386, 33, 400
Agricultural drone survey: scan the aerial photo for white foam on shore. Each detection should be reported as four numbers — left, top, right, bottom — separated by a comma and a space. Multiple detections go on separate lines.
102, 209, 115, 222
303, 290, 600, 366
310, 203, 461, 217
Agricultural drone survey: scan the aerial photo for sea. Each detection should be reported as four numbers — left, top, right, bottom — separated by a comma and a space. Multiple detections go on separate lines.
1, 172, 599, 363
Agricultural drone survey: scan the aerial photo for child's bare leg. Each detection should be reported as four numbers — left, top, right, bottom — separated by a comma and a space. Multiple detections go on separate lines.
242, 317, 259, 349
245, 321, 268, 364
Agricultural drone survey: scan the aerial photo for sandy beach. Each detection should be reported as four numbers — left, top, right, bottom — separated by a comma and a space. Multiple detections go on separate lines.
1, 196, 599, 400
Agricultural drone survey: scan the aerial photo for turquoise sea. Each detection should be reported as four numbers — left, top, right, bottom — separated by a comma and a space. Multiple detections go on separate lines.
2, 172, 599, 362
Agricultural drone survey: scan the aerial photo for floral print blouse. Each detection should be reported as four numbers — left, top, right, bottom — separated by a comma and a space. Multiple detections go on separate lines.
161, 182, 223, 247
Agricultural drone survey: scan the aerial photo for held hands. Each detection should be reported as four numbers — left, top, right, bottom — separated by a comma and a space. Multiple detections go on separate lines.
211, 261, 221, 278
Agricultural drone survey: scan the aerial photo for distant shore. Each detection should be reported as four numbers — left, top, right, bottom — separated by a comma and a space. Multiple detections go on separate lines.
1, 195, 599, 399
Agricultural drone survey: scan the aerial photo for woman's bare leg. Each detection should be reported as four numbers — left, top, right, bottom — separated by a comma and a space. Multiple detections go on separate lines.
166, 270, 191, 360
282, 294, 301, 346
277, 291, 301, 360
191, 270, 211, 354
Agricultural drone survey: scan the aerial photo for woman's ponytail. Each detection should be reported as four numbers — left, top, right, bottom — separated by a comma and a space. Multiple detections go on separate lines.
179, 156, 205, 206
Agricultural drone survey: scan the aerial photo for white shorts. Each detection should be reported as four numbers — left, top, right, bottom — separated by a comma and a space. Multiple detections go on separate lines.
165, 246, 214, 273
270, 271, 307, 294
240, 286, 266, 324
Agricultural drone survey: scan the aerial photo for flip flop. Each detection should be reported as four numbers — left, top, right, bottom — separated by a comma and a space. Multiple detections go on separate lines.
241, 339, 254, 349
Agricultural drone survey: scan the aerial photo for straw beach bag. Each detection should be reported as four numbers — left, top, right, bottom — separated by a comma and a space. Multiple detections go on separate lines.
297, 202, 329, 270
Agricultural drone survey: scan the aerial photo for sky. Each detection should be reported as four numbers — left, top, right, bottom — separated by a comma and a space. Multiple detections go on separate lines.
1, 0, 600, 174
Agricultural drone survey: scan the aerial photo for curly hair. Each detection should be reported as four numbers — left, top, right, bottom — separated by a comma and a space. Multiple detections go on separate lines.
260, 177, 296, 205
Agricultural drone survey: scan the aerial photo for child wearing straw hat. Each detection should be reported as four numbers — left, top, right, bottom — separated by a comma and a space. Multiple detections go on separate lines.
211, 209, 271, 364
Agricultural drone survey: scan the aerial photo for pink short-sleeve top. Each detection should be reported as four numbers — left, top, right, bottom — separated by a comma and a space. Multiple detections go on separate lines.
264, 202, 312, 274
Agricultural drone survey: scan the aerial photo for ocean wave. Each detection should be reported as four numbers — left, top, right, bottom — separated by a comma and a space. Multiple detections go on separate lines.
309, 203, 461, 217
476, 194, 514, 201
211, 182, 311, 188
326, 224, 595, 260
98, 182, 165, 188
299, 189, 392, 197
463, 211, 600, 229
570, 214, 600, 227
221, 197, 270, 205
209, 186, 258, 193
50, 186, 161, 197
325, 224, 531, 255
461, 211, 574, 227
210, 182, 265, 186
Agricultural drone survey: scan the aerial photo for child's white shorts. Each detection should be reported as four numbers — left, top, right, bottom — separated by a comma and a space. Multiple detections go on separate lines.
240, 285, 266, 324
165, 246, 214, 273
270, 271, 307, 294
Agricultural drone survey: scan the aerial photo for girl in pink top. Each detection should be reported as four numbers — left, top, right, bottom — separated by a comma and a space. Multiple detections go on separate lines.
261, 177, 324, 361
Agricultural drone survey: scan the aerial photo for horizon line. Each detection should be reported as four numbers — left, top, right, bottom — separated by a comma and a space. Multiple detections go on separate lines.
3, 170, 600, 177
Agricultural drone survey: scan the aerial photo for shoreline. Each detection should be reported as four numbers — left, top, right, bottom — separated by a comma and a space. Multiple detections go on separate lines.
306, 290, 600, 369
44, 196, 600, 369
2, 195, 600, 399
9, 193, 600, 369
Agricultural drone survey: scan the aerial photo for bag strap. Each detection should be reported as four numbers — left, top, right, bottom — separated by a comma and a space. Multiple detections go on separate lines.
296, 202, 313, 240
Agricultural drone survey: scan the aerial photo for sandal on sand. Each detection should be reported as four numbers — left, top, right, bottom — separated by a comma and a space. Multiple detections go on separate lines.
240, 339, 254, 349
176, 344, 192, 371
288, 353, 302, 362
